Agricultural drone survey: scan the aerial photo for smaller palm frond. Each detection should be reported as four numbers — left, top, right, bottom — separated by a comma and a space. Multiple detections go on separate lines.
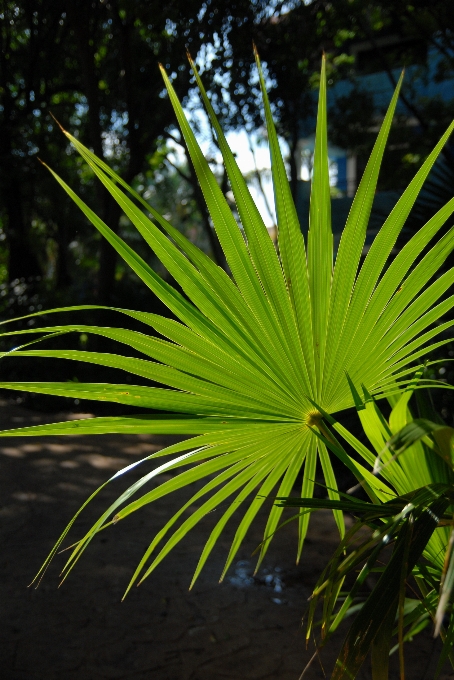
279, 483, 454, 680
0, 54, 454, 593
278, 390, 454, 679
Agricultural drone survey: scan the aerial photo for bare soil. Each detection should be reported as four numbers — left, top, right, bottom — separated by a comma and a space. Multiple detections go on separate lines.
0, 399, 451, 680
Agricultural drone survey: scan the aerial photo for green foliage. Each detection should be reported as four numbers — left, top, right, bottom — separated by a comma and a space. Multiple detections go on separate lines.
3, 0, 454, 301
279, 388, 454, 678
1, 53, 454, 677
1, 0, 286, 298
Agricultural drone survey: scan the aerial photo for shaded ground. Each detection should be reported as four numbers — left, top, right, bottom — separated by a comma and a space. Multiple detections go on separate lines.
0, 399, 452, 680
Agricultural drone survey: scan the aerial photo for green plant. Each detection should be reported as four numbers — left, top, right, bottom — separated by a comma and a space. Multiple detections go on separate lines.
1, 52, 454, 659
278, 384, 454, 678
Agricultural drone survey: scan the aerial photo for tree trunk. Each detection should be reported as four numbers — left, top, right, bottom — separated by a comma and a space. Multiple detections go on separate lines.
97, 202, 123, 304
68, 1, 120, 305
5, 176, 42, 282
55, 215, 72, 289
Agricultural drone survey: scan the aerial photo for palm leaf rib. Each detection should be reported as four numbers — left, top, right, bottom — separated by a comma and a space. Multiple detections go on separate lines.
0, 325, 299, 413
322, 72, 403, 393
324, 121, 454, 408
53, 145, 308, 401
188, 56, 315, 395
339, 228, 454, 383
254, 49, 316, 391
307, 54, 332, 392
0, 55, 453, 602
159, 67, 311, 399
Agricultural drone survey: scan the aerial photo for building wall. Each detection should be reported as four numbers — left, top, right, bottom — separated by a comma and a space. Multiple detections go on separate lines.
295, 41, 454, 243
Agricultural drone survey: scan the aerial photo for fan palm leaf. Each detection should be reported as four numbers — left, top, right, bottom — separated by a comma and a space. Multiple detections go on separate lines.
1, 53, 454, 593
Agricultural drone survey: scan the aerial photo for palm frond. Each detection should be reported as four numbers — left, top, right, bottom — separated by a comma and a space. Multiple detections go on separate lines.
0, 54, 453, 600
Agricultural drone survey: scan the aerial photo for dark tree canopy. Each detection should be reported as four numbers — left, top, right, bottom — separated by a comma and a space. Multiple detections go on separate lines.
0, 0, 282, 305
1, 0, 453, 313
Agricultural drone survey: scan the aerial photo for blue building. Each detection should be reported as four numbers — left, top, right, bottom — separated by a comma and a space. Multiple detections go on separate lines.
295, 35, 454, 246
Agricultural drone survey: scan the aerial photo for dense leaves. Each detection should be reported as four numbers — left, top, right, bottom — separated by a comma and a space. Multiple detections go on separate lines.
278, 389, 454, 678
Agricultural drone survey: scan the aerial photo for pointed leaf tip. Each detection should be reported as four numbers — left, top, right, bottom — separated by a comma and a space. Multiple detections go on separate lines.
49, 111, 66, 133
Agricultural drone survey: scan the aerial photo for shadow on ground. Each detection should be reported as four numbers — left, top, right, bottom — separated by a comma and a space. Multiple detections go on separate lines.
0, 399, 451, 680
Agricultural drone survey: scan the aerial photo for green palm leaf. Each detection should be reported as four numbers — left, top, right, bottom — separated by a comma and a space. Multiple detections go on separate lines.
1, 54, 453, 595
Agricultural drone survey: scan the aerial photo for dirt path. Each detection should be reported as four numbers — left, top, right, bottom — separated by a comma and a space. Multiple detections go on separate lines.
0, 400, 450, 680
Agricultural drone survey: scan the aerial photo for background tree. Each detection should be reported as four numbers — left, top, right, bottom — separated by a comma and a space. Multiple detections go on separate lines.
0, 0, 277, 309
2, 0, 454, 316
